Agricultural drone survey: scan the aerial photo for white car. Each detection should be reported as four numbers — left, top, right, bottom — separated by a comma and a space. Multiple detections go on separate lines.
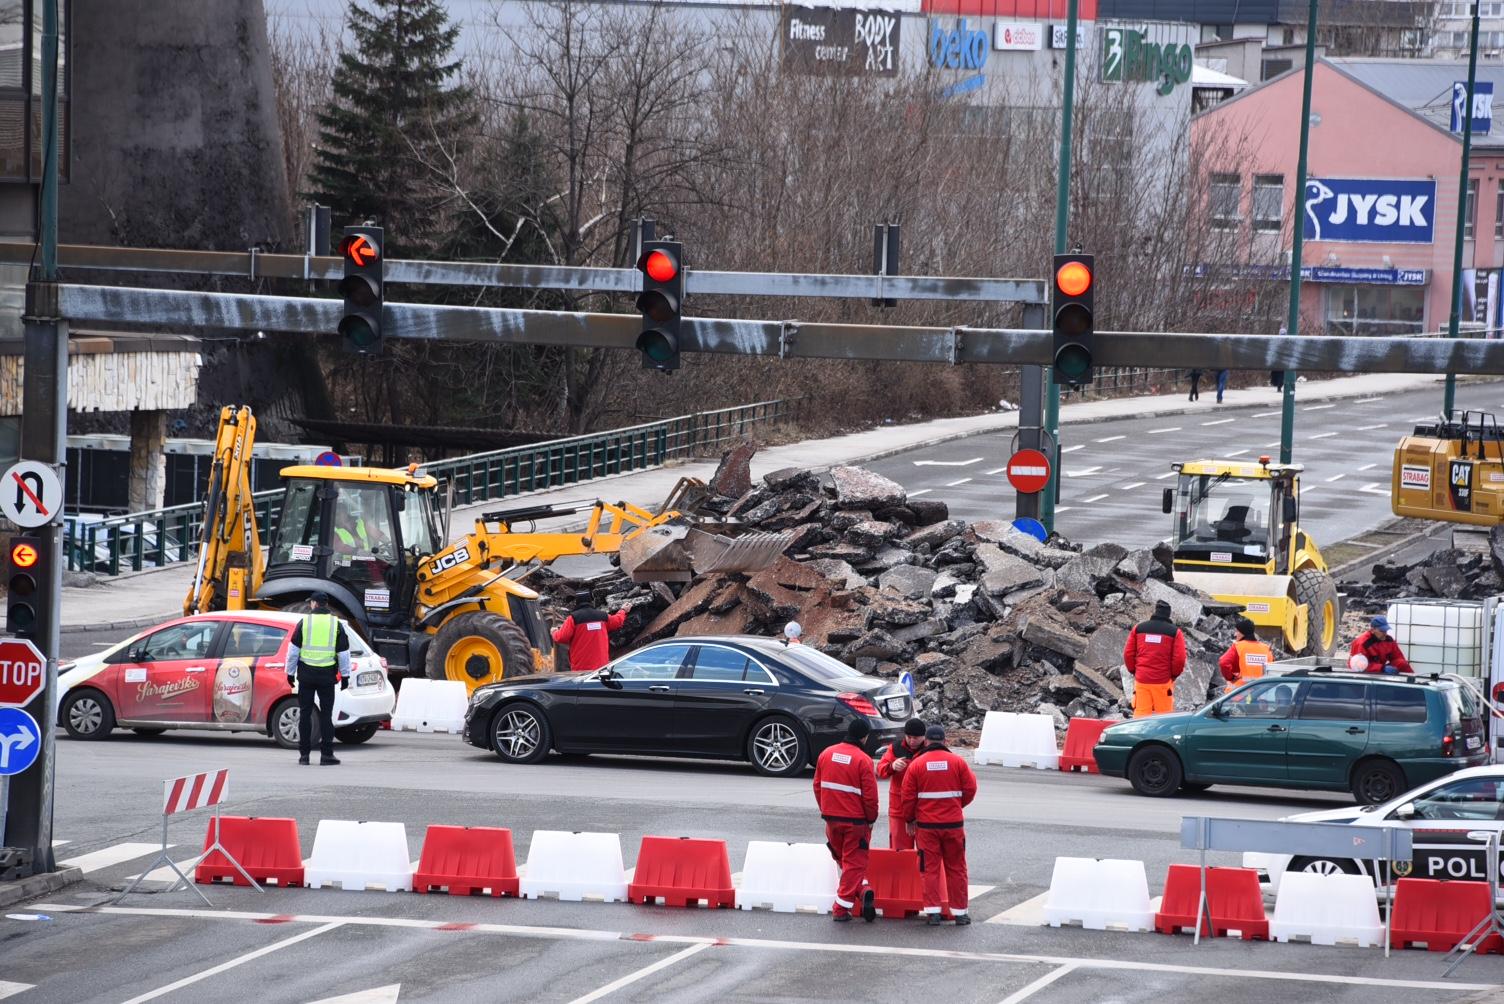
58, 611, 394, 749
1245, 764, 1504, 894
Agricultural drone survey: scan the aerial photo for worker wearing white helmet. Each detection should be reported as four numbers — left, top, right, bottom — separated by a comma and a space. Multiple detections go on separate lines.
784, 621, 803, 645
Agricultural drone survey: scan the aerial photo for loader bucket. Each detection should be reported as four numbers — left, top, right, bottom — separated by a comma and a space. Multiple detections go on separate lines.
618, 523, 792, 583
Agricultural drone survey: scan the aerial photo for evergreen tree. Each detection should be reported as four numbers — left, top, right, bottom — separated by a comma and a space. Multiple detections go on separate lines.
307, 0, 473, 254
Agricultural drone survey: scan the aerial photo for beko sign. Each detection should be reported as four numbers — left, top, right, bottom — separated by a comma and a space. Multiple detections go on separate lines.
1301, 178, 1437, 245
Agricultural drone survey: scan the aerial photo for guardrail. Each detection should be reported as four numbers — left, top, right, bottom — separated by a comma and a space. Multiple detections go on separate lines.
65, 398, 797, 575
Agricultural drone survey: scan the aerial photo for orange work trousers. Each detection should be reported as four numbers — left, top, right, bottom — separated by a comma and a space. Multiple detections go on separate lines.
1133, 681, 1175, 718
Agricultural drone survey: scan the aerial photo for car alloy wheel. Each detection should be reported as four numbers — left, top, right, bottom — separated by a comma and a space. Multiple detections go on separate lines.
495, 708, 541, 760
1300, 859, 1349, 877
752, 721, 799, 773
68, 696, 104, 736
276, 704, 302, 748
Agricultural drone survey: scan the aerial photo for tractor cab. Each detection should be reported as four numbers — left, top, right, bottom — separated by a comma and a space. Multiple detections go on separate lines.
262, 465, 443, 630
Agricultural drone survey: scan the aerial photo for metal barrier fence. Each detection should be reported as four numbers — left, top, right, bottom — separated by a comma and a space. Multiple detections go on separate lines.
64, 398, 797, 575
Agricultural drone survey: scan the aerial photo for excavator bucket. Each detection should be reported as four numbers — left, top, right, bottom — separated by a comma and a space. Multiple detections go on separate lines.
618, 523, 792, 583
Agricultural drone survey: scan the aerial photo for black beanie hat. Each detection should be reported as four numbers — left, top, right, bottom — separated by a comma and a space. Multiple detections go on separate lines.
846, 719, 871, 742
1236, 617, 1257, 638
904, 718, 926, 738
925, 723, 945, 742
1153, 600, 1173, 620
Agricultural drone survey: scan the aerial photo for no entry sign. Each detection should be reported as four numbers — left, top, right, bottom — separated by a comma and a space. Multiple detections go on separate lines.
0, 637, 45, 707
1006, 449, 1052, 494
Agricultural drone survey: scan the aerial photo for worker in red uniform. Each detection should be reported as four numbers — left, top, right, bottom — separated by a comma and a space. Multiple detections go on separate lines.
1350, 615, 1412, 674
876, 718, 928, 850
900, 723, 978, 926
813, 719, 880, 922
551, 592, 628, 672
1123, 600, 1187, 718
1217, 617, 1272, 690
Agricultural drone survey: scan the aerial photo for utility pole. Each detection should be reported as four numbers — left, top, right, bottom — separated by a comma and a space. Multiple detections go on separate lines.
5, 0, 62, 877
1280, 0, 1319, 466
1041, 0, 1080, 532
1445, 0, 1483, 418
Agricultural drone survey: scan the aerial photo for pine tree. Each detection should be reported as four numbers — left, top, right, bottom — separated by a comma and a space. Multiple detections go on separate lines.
306, 0, 473, 254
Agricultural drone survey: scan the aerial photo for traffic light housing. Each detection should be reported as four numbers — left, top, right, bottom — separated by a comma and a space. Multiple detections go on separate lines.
339, 225, 384, 353
1051, 253, 1095, 389
6, 535, 42, 640
635, 240, 683, 372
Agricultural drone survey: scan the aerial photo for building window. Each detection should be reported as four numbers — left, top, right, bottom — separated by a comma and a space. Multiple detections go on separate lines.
0, 0, 69, 185
1496, 187, 1504, 239
1466, 178, 1480, 240
1325, 285, 1426, 337
1210, 173, 1241, 230
1252, 174, 1284, 232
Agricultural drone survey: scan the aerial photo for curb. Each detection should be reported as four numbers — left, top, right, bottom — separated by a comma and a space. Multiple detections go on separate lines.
0, 866, 83, 909
60, 614, 173, 637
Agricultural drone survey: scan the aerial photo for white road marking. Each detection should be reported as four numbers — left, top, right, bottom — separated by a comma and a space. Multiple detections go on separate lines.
1120, 482, 1145, 490
1201, 418, 1235, 426
1308, 432, 1337, 440
0, 983, 34, 1002
1094, 435, 1125, 443
1354, 397, 1383, 404
33, 904, 1495, 993
119, 921, 343, 1004
998, 963, 1078, 1004
1055, 506, 1073, 513
986, 891, 1048, 926
1252, 411, 1281, 418
968, 884, 996, 900
1325, 474, 1345, 483
1148, 427, 1180, 434
1226, 450, 1249, 458
947, 478, 973, 487
569, 943, 713, 1004
1263, 441, 1282, 448
1356, 424, 1388, 431
1065, 467, 1101, 478
913, 457, 984, 467
1359, 483, 1391, 496
1060, 445, 1085, 454
986, 468, 1008, 475
307, 986, 402, 1004
1303, 403, 1336, 411
59, 843, 162, 874
908, 489, 932, 496
1082, 494, 1109, 504
1358, 463, 1378, 471
1300, 486, 1319, 496
50, 840, 68, 847
1154, 472, 1176, 479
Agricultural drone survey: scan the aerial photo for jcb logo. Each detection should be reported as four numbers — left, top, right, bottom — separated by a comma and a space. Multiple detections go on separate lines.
428, 546, 470, 575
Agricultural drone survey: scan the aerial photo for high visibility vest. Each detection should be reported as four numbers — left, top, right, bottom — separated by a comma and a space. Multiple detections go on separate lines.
1232, 639, 1271, 681
300, 613, 339, 668
334, 519, 369, 550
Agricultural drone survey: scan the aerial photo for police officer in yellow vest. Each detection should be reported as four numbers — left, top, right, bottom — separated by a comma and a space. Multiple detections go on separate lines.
286, 592, 352, 765
1217, 617, 1272, 691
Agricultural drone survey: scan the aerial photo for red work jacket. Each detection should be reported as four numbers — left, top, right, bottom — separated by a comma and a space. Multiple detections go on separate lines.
551, 607, 627, 672
813, 741, 879, 824
898, 744, 977, 828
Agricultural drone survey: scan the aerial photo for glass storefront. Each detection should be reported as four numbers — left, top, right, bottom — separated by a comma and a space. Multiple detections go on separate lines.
1323, 284, 1425, 337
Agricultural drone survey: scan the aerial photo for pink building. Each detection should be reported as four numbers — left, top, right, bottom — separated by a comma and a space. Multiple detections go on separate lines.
1191, 58, 1504, 337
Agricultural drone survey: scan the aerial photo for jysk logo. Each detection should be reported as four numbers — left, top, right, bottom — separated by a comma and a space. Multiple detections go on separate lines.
930, 18, 988, 70
1452, 81, 1494, 136
1102, 27, 1192, 96
1302, 178, 1436, 244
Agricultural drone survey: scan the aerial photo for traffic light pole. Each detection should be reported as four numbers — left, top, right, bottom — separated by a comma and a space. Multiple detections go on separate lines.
1279, 0, 1318, 466
1016, 304, 1047, 522
6, 0, 61, 876
1042, 0, 1081, 533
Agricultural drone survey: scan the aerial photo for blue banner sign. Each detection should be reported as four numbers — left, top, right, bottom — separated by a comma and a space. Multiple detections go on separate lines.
1452, 81, 1494, 136
1302, 178, 1435, 245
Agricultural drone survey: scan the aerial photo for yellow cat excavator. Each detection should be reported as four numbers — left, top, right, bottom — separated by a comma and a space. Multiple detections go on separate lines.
186, 406, 788, 691
1392, 411, 1504, 543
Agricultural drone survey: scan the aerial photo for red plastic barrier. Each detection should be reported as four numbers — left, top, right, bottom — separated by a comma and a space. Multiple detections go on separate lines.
1154, 865, 1268, 940
1059, 718, 1113, 773
866, 847, 952, 919
413, 825, 520, 897
627, 836, 735, 908
195, 816, 304, 888
1391, 878, 1500, 953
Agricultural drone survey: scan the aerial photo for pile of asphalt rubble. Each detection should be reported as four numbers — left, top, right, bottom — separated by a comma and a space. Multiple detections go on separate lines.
1344, 529, 1504, 611
535, 458, 1241, 731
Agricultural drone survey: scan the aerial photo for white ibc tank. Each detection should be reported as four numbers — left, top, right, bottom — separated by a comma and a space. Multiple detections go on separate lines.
1386, 600, 1484, 677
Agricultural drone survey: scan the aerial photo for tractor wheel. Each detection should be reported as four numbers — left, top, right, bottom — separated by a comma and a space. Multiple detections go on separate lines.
1293, 568, 1340, 657
427, 612, 535, 694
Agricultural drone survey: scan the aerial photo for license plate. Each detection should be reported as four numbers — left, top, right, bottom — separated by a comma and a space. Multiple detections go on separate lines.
1467, 735, 1483, 751
885, 697, 906, 716
356, 670, 381, 687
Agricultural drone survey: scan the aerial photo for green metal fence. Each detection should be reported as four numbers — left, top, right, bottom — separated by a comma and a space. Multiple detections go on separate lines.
64, 398, 797, 576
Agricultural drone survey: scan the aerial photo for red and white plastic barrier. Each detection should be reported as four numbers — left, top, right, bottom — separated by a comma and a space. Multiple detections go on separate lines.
163, 768, 229, 815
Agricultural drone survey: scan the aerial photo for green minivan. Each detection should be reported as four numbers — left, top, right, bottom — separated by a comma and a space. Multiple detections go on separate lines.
1093, 670, 1487, 804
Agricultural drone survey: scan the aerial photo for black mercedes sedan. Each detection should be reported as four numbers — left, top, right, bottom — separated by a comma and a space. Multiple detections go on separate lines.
461, 636, 912, 777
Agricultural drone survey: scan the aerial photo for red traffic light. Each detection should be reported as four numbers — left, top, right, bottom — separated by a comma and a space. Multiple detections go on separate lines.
1055, 260, 1092, 297
9, 540, 37, 568
643, 249, 678, 283
341, 233, 380, 267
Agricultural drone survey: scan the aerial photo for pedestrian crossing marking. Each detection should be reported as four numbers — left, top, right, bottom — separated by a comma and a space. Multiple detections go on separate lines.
0, 981, 35, 1001
60, 843, 163, 874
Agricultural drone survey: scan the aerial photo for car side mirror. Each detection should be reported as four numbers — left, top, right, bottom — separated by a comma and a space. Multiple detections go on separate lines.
599, 668, 621, 688
1162, 488, 1174, 514
1283, 497, 1298, 522
1394, 801, 1417, 820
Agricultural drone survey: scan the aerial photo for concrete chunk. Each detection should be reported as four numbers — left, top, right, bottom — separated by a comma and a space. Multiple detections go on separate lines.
830, 466, 907, 508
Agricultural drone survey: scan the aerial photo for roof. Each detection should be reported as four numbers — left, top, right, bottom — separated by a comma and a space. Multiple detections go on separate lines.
1192, 62, 1249, 89
278, 465, 440, 489
1330, 58, 1504, 149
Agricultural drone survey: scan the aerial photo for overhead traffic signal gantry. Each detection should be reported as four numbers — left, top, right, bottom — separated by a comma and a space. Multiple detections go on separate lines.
1051, 253, 1095, 389
635, 240, 684, 372
5, 534, 42, 640
338, 225, 384, 353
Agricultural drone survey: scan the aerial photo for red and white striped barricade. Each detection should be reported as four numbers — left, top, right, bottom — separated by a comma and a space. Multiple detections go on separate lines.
115, 767, 261, 903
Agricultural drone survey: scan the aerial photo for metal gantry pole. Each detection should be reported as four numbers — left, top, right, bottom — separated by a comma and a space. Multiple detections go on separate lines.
1042, 0, 1081, 533
1280, 0, 1320, 466
1445, 0, 1483, 417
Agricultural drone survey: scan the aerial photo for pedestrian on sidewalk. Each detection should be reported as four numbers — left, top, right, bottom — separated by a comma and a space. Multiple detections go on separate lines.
1215, 369, 1229, 403
286, 592, 351, 766
814, 719, 880, 922
552, 591, 628, 672
1187, 369, 1202, 401
900, 723, 977, 926
1123, 600, 1187, 718
876, 718, 928, 849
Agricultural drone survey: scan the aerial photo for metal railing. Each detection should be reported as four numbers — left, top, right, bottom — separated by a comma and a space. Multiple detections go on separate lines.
1074, 367, 1175, 397
63, 399, 796, 576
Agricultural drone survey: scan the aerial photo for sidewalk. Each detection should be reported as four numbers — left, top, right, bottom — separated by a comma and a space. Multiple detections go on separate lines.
61, 370, 1459, 634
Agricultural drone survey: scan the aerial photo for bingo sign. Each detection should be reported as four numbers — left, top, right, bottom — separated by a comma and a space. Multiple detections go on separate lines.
1006, 449, 1052, 494
1302, 178, 1436, 245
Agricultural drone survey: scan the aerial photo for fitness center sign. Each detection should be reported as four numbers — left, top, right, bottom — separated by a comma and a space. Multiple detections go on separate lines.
781, 5, 900, 78
1102, 26, 1192, 96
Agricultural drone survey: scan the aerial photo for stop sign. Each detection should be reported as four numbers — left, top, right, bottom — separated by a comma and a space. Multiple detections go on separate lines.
0, 637, 45, 708
1006, 449, 1052, 494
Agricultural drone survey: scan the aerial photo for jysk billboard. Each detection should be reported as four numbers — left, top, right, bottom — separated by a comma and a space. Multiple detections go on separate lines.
1302, 178, 1436, 245
781, 6, 900, 77
1452, 81, 1494, 136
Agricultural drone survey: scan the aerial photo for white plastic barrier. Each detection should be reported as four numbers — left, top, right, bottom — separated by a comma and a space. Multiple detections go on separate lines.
519, 830, 629, 903
390, 678, 467, 733
1269, 871, 1384, 948
304, 819, 413, 892
737, 841, 839, 914
1042, 856, 1154, 932
973, 711, 1061, 769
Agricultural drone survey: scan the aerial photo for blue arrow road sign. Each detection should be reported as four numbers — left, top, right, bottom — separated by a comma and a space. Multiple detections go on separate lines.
899, 671, 915, 697
0, 706, 40, 776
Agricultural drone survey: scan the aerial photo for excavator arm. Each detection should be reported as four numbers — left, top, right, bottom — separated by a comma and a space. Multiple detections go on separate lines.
184, 405, 264, 615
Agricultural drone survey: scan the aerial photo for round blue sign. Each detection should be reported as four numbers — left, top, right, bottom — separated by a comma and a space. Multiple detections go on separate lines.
899, 671, 915, 697
314, 451, 343, 467
0, 707, 42, 776
1012, 516, 1048, 543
